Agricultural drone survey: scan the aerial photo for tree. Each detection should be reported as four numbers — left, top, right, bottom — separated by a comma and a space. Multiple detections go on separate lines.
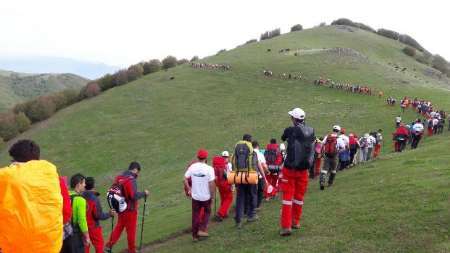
290, 24, 303, 32
15, 112, 31, 133
190, 56, 199, 62
162, 56, 177, 70
377, 28, 400, 40
80, 82, 101, 99
26, 96, 56, 122
62, 89, 82, 106
0, 112, 20, 141
331, 18, 354, 26
402, 47, 416, 57
431, 55, 449, 74
98, 74, 115, 91
177, 58, 189, 65
127, 64, 144, 81
112, 70, 129, 86
399, 34, 424, 52
143, 59, 162, 74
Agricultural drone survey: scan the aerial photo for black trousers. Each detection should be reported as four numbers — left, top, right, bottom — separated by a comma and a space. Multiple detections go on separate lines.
257, 178, 265, 208
235, 184, 257, 223
411, 135, 422, 149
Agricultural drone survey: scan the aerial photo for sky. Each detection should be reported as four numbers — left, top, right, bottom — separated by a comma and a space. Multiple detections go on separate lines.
1, 0, 449, 67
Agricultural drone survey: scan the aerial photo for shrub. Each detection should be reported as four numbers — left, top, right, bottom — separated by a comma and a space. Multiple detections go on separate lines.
13, 101, 32, 114
26, 96, 56, 122
15, 112, 31, 133
112, 70, 129, 86
0, 112, 20, 141
62, 89, 82, 106
143, 59, 162, 75
162, 56, 177, 70
319, 22, 326, 27
245, 39, 257, 45
331, 18, 354, 26
177, 59, 189, 65
98, 74, 115, 91
290, 24, 303, 32
127, 64, 144, 81
403, 46, 416, 57
354, 22, 376, 33
431, 55, 449, 74
260, 28, 281, 40
0, 137, 5, 149
377, 28, 400, 40
190, 56, 199, 62
399, 34, 424, 52
80, 82, 101, 99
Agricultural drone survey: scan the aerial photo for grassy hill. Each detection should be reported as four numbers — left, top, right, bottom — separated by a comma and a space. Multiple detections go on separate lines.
0, 69, 88, 111
0, 25, 449, 252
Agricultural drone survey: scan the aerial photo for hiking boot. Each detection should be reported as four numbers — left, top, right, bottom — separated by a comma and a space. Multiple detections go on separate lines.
292, 224, 301, 229
192, 237, 199, 243
280, 228, 292, 236
104, 248, 112, 253
198, 231, 209, 237
214, 215, 224, 222
320, 185, 325, 191
247, 215, 259, 222
236, 222, 243, 229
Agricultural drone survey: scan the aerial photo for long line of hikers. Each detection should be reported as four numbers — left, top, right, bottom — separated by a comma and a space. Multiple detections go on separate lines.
1, 104, 448, 253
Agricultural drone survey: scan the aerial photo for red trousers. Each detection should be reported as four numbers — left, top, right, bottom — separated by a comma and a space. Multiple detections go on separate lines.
217, 182, 233, 218
265, 173, 279, 198
373, 144, 381, 158
279, 168, 308, 229
106, 211, 138, 253
85, 226, 104, 253
427, 127, 433, 136
314, 157, 322, 177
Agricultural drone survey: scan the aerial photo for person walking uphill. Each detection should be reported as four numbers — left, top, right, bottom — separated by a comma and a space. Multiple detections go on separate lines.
82, 177, 116, 253
279, 108, 315, 236
0, 140, 63, 253
70, 173, 90, 253
184, 150, 216, 241
105, 162, 149, 253
213, 155, 233, 222
320, 125, 340, 190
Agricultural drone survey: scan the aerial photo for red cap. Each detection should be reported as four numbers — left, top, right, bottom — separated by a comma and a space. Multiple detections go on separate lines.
197, 149, 208, 159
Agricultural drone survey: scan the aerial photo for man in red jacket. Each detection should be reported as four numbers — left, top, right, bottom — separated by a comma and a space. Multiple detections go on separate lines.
105, 162, 149, 253
393, 124, 409, 152
83, 177, 115, 253
213, 156, 233, 221
265, 138, 283, 199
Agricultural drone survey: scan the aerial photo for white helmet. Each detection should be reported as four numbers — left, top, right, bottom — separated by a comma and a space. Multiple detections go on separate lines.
280, 143, 286, 151
332, 125, 341, 132
288, 108, 305, 120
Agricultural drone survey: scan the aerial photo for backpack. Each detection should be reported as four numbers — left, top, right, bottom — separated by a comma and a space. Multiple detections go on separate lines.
264, 147, 279, 166
232, 141, 257, 172
107, 179, 128, 213
323, 134, 338, 157
360, 137, 368, 148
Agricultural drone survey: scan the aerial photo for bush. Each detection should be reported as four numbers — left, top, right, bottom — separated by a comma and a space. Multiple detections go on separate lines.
26, 96, 56, 122
190, 56, 199, 62
260, 28, 281, 40
143, 59, 162, 75
0, 112, 20, 141
15, 112, 31, 133
290, 24, 303, 32
245, 39, 257, 45
112, 70, 129, 86
98, 74, 114, 91
162, 56, 177, 70
0, 137, 5, 149
377, 28, 400, 40
80, 82, 101, 99
354, 22, 376, 33
431, 55, 450, 74
319, 22, 326, 27
399, 34, 424, 52
403, 46, 416, 57
331, 18, 354, 26
127, 64, 144, 81
62, 89, 82, 106
177, 59, 189, 65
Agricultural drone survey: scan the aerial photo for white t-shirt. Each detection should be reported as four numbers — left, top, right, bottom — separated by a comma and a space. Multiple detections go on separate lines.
226, 162, 232, 173
338, 134, 349, 148
412, 123, 424, 134
367, 136, 376, 148
432, 118, 439, 126
184, 162, 215, 201
254, 148, 266, 177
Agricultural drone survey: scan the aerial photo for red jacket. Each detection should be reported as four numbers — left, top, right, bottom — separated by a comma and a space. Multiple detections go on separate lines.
82, 190, 111, 227
265, 143, 283, 165
59, 176, 72, 224
212, 156, 227, 186
115, 171, 146, 212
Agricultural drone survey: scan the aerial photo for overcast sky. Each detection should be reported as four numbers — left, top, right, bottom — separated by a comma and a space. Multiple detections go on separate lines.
1, 0, 449, 67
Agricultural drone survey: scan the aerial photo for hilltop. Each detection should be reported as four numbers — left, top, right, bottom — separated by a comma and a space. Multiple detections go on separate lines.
0, 69, 88, 111
1, 25, 449, 252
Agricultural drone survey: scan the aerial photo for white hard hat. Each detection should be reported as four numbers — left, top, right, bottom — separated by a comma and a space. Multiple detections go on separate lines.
288, 108, 305, 120
333, 125, 341, 132
280, 143, 286, 151
221, 151, 230, 157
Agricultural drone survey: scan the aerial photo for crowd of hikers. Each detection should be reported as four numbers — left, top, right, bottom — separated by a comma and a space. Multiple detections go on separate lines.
0, 102, 448, 252
314, 78, 375, 96
190, 62, 231, 71
262, 69, 303, 80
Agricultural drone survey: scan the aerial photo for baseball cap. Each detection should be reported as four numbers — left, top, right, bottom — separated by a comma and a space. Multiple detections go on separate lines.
288, 108, 305, 120
221, 151, 230, 157
197, 149, 208, 159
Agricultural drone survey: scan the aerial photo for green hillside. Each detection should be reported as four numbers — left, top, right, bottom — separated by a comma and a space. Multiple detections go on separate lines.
1, 25, 449, 252
0, 69, 88, 111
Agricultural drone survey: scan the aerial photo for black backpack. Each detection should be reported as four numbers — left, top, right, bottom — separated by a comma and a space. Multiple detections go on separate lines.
285, 125, 315, 169
107, 181, 128, 213
232, 141, 257, 171
264, 148, 278, 165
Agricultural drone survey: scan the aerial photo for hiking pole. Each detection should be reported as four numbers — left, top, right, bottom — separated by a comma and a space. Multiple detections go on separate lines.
109, 216, 115, 253
139, 195, 147, 253
214, 188, 217, 215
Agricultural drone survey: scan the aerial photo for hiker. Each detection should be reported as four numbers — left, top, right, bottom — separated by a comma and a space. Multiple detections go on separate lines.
337, 128, 350, 170
311, 137, 323, 178
359, 134, 370, 161
222, 151, 233, 173
252, 140, 269, 208
320, 125, 340, 190
280, 143, 287, 161
213, 155, 233, 221
395, 116, 402, 128
265, 138, 283, 198
393, 124, 409, 152
184, 149, 215, 241
105, 162, 149, 253
0, 140, 63, 253
83, 177, 116, 253
233, 134, 259, 228
427, 118, 434, 137
69, 173, 90, 253
279, 108, 315, 236
373, 129, 383, 158
348, 133, 359, 165
60, 176, 74, 253
366, 133, 377, 161
432, 116, 439, 135
411, 119, 424, 149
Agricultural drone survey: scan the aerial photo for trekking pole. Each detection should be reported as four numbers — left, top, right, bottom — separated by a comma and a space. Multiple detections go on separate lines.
214, 188, 217, 215
139, 195, 147, 253
110, 216, 115, 253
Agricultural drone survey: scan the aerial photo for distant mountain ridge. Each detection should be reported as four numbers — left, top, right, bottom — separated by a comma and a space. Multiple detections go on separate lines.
0, 69, 88, 111
0, 56, 121, 79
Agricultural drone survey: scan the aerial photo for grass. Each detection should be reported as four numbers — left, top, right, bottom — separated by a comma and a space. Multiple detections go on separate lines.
0, 25, 449, 251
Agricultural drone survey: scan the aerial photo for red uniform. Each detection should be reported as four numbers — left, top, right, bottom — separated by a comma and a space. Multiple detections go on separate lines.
213, 156, 233, 219
393, 126, 409, 152
265, 143, 283, 197
83, 190, 111, 253
106, 171, 146, 253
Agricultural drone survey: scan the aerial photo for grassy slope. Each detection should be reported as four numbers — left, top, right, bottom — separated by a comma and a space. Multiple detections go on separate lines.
0, 70, 88, 111
0, 26, 449, 251
153, 131, 450, 253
